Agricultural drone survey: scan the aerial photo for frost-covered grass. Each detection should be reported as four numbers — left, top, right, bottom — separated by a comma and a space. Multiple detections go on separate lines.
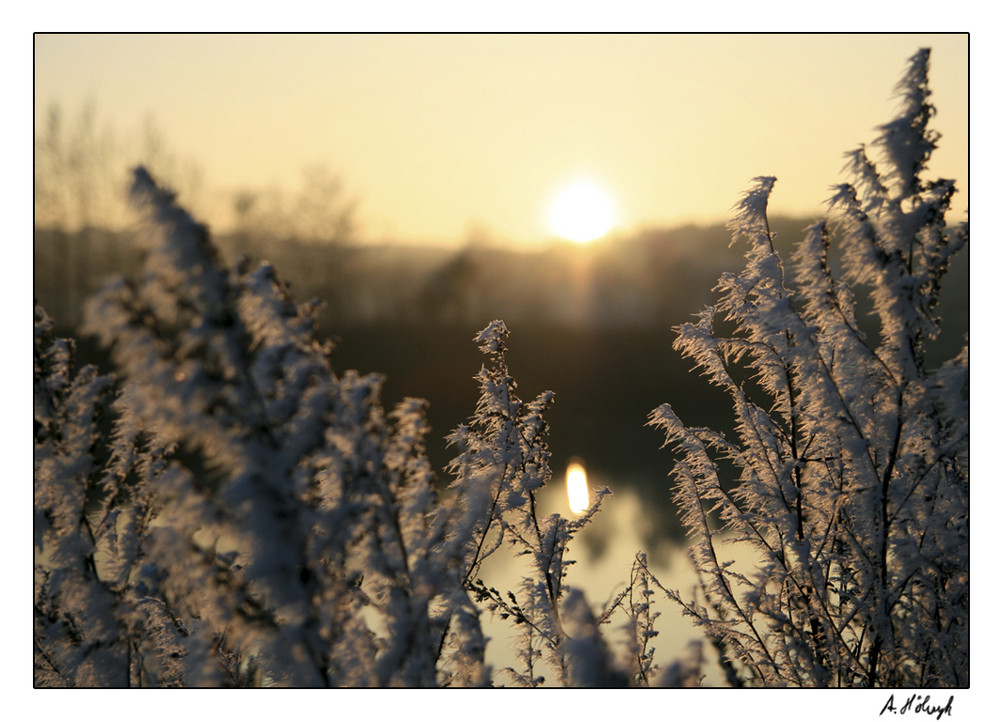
34, 48, 967, 688
648, 49, 968, 687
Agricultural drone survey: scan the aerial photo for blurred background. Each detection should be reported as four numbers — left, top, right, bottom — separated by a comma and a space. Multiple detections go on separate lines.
33, 33, 969, 565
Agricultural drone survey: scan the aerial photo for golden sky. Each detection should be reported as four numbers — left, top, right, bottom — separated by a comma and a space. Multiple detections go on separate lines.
34, 33, 968, 245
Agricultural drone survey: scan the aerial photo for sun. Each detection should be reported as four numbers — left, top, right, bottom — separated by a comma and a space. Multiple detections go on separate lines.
547, 179, 616, 243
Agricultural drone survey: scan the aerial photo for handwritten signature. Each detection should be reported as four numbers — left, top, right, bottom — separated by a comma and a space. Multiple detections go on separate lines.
880, 694, 954, 719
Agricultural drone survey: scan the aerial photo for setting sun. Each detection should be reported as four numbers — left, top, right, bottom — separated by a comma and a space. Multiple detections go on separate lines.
547, 179, 616, 243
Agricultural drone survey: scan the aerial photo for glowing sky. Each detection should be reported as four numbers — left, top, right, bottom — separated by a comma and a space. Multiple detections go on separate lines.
34, 33, 968, 245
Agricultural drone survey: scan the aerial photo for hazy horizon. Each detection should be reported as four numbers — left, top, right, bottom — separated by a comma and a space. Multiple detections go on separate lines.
34, 33, 969, 246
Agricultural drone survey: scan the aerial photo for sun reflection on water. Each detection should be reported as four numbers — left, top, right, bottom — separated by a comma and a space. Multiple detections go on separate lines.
566, 458, 590, 514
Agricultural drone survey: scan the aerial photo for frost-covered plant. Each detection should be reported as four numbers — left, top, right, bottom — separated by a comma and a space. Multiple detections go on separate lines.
446, 320, 631, 686
649, 48, 968, 687
34, 303, 126, 686
32, 167, 447, 686
35, 166, 651, 687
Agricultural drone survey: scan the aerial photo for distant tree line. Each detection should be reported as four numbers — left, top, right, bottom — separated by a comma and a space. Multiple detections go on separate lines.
32, 216, 848, 330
